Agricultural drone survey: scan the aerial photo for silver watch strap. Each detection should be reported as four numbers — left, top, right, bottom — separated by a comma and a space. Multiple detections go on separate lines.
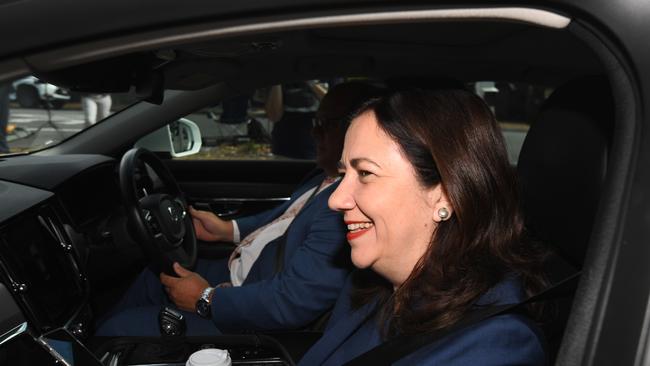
201, 286, 215, 304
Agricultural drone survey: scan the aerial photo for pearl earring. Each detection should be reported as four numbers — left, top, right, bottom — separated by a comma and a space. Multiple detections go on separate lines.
438, 207, 450, 221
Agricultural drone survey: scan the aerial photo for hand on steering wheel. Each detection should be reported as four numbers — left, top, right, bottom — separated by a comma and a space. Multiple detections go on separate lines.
188, 206, 234, 242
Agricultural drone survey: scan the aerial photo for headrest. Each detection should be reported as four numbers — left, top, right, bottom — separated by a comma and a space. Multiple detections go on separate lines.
517, 77, 613, 268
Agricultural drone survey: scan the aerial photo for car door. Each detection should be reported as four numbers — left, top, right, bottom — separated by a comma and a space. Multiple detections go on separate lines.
160, 86, 321, 258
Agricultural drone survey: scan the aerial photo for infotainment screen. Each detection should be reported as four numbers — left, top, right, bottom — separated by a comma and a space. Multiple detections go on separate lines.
0, 206, 85, 331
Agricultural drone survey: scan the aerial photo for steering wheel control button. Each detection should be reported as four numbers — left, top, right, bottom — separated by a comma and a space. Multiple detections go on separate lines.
11, 282, 28, 293
143, 209, 162, 233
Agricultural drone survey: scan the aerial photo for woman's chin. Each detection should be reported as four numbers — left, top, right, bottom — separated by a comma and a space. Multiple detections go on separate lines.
350, 252, 373, 269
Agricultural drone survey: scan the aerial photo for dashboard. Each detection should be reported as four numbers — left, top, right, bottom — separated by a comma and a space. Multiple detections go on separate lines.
0, 154, 128, 363
0, 154, 297, 365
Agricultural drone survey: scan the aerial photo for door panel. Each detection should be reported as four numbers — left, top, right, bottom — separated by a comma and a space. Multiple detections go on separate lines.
166, 159, 316, 215
164, 159, 317, 259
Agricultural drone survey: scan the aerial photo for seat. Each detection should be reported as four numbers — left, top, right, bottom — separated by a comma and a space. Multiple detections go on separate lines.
518, 76, 613, 269
516, 76, 614, 361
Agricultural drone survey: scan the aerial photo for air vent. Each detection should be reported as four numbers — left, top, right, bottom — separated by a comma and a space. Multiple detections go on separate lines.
37, 207, 72, 253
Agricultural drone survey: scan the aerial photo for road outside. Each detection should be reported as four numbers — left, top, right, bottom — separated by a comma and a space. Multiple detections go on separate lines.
4, 104, 276, 158
7, 107, 85, 151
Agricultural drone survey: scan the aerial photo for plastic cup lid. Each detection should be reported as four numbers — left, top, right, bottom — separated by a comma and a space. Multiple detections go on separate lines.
186, 348, 231, 366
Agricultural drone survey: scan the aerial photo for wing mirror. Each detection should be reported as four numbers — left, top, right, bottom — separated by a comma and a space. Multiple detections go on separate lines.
135, 118, 202, 157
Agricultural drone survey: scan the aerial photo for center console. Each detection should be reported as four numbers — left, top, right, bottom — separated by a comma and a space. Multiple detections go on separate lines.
92, 336, 288, 365
89, 332, 321, 366
1, 321, 319, 366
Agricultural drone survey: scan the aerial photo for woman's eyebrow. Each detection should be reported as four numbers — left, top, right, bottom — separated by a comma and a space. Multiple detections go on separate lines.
350, 157, 381, 169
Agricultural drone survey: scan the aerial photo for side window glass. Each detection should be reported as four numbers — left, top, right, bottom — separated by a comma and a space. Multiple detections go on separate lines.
177, 82, 327, 161
474, 81, 553, 164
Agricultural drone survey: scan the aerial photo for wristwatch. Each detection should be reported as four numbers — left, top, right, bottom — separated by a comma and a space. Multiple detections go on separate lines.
196, 286, 215, 319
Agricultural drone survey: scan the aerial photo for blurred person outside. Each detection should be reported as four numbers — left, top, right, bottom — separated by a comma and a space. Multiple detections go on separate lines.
265, 81, 327, 159
82, 93, 112, 126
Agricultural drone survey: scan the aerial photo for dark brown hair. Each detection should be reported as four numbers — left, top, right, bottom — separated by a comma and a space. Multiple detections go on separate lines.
349, 88, 546, 336
313, 81, 384, 176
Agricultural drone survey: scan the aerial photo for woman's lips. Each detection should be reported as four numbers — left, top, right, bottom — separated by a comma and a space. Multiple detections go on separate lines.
345, 221, 374, 241
347, 230, 369, 241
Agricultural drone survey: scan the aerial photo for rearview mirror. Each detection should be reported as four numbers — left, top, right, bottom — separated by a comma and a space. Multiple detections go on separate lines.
135, 118, 202, 157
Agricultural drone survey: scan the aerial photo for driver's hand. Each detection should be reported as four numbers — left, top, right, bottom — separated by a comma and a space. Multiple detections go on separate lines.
189, 206, 234, 242
160, 262, 210, 312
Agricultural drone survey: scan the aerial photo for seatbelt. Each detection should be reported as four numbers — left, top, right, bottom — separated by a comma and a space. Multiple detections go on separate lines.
343, 272, 581, 366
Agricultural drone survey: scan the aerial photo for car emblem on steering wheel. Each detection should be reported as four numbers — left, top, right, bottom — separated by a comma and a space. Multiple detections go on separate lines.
167, 205, 180, 222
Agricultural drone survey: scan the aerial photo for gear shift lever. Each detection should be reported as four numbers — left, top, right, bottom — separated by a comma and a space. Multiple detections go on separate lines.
159, 306, 186, 337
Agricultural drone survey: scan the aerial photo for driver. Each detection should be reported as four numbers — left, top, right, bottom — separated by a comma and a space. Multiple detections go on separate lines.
96, 81, 383, 336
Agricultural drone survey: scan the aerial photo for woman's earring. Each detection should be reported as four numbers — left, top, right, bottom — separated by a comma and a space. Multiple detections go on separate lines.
438, 207, 450, 221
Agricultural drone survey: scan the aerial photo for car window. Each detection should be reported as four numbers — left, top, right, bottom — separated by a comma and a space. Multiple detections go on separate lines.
175, 81, 330, 161
0, 76, 139, 155
172, 80, 551, 165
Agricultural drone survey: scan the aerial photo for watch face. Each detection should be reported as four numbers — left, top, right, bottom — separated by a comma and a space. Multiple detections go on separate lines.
196, 300, 211, 318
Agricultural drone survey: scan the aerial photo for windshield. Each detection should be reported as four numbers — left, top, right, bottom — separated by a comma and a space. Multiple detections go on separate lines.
0, 76, 139, 155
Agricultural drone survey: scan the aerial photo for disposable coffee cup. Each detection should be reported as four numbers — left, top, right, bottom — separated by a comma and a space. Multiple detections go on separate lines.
186, 348, 232, 366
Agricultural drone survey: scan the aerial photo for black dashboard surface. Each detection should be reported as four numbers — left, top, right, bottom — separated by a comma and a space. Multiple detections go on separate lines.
0, 180, 53, 222
0, 154, 123, 334
0, 154, 115, 190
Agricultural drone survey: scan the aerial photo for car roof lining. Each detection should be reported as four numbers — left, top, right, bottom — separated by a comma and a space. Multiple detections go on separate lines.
23, 6, 570, 68
169, 22, 598, 87
31, 19, 600, 96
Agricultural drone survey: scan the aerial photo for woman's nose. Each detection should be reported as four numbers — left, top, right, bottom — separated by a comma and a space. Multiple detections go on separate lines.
328, 178, 355, 212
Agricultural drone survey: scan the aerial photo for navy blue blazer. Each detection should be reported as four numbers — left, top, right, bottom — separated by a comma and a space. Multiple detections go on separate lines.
299, 274, 546, 365
210, 173, 350, 331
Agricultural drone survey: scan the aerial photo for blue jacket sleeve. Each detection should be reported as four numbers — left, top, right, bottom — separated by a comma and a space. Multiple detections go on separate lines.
398, 313, 546, 365
210, 195, 349, 331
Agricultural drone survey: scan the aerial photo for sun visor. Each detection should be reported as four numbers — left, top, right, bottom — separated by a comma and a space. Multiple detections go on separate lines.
34, 53, 152, 92
33, 52, 169, 104
34, 54, 240, 104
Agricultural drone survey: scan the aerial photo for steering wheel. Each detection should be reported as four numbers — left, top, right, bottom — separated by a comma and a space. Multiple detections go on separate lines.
119, 147, 197, 276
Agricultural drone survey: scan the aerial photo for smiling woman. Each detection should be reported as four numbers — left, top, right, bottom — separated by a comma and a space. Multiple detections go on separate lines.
300, 87, 547, 365
2, 0, 649, 364
330, 111, 442, 286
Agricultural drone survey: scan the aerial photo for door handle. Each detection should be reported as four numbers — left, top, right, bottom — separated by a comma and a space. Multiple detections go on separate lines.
192, 201, 243, 218
216, 208, 241, 217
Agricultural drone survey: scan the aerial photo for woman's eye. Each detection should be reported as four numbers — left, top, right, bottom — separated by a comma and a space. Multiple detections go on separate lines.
358, 170, 372, 177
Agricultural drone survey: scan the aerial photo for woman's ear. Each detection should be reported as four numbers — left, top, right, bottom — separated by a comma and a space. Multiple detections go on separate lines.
429, 185, 453, 223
